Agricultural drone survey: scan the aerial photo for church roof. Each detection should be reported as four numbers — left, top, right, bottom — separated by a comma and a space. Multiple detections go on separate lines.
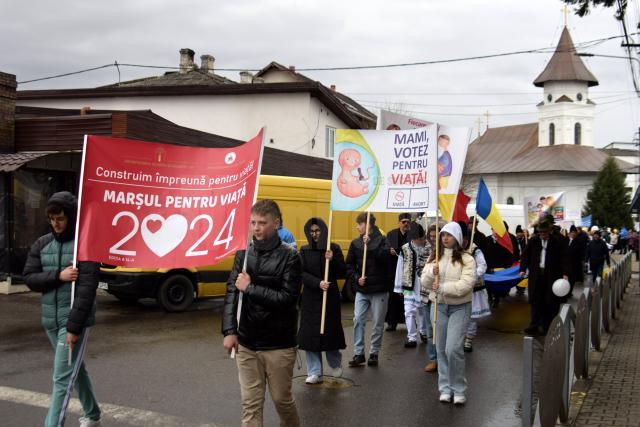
465, 123, 635, 174
533, 27, 599, 87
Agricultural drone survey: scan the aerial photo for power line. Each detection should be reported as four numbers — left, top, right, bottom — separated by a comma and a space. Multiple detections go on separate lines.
18, 64, 116, 84
17, 33, 636, 85
354, 94, 630, 108
360, 96, 638, 117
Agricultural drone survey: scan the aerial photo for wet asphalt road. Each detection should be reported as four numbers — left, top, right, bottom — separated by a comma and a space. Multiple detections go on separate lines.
0, 289, 530, 427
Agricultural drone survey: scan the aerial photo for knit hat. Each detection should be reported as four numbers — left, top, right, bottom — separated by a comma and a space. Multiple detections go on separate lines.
440, 222, 463, 247
515, 225, 523, 234
569, 225, 577, 233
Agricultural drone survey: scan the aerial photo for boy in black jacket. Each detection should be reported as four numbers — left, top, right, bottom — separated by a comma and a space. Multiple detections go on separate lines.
222, 199, 301, 426
586, 230, 610, 282
346, 212, 391, 367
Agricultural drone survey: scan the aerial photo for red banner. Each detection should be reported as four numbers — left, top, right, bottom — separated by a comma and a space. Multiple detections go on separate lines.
77, 131, 263, 268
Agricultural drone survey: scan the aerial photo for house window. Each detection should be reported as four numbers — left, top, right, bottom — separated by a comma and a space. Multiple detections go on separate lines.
549, 123, 555, 146
325, 126, 336, 158
506, 197, 514, 205
575, 122, 581, 145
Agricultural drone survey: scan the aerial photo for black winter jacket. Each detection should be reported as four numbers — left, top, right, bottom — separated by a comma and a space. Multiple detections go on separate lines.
345, 227, 391, 294
222, 235, 301, 351
586, 239, 610, 266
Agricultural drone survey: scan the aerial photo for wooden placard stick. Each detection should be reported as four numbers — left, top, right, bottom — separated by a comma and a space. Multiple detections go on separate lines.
361, 211, 371, 279
320, 211, 333, 335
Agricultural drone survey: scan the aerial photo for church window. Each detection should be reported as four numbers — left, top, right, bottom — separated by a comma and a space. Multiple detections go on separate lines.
549, 123, 555, 146
547, 94, 552, 102
575, 123, 581, 145
506, 197, 514, 205
577, 93, 583, 101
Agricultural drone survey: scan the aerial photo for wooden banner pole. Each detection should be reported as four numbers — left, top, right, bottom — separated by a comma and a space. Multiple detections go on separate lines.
231, 127, 266, 359
470, 215, 478, 250
433, 211, 439, 344
320, 211, 333, 335
361, 211, 371, 279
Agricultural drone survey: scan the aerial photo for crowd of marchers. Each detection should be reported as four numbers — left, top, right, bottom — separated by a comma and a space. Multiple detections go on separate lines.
21, 191, 638, 427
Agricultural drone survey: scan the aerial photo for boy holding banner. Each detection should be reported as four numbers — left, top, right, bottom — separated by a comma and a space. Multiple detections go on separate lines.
23, 192, 102, 427
222, 199, 301, 427
346, 213, 391, 367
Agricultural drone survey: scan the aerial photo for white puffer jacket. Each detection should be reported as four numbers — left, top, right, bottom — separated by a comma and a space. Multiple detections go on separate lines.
421, 247, 476, 305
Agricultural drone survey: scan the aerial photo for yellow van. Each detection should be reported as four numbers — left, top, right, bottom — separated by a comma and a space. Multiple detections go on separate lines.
99, 175, 399, 311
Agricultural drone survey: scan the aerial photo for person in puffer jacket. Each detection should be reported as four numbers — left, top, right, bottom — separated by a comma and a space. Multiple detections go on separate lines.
23, 191, 101, 427
421, 222, 476, 406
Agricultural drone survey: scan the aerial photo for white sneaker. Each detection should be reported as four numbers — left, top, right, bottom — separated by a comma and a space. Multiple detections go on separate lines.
439, 393, 452, 403
305, 374, 322, 384
327, 365, 343, 378
453, 395, 467, 405
79, 417, 102, 427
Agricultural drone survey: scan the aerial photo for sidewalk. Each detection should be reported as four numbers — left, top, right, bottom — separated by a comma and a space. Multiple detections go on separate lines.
573, 266, 640, 427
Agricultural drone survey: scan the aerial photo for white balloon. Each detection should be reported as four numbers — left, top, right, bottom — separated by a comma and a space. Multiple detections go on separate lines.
552, 278, 571, 297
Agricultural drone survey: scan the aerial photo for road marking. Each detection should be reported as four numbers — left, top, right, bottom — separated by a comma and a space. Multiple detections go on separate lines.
0, 386, 220, 427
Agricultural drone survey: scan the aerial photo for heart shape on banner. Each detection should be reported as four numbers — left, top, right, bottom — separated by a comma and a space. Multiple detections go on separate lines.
141, 214, 188, 257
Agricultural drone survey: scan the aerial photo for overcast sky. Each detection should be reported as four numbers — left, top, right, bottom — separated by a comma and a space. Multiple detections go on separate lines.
2, 0, 639, 146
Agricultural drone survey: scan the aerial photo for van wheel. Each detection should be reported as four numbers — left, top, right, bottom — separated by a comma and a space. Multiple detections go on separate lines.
157, 274, 195, 312
342, 281, 356, 302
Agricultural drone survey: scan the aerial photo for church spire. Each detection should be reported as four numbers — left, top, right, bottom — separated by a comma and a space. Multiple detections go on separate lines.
533, 27, 599, 87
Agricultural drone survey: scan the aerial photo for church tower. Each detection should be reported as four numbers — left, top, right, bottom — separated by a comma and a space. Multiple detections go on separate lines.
534, 27, 599, 147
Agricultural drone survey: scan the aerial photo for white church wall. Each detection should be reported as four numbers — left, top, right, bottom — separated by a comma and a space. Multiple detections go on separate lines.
464, 171, 595, 221
538, 81, 594, 147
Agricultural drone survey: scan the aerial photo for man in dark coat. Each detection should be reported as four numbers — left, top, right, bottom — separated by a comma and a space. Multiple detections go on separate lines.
297, 217, 346, 384
222, 199, 301, 426
586, 230, 610, 282
567, 225, 586, 293
384, 213, 411, 331
520, 215, 570, 336
346, 212, 391, 367
23, 191, 102, 427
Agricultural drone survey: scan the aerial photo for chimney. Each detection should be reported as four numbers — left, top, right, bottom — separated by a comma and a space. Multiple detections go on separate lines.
288, 65, 296, 72
239, 71, 253, 84
0, 71, 16, 153
330, 84, 336, 91
200, 55, 215, 74
179, 48, 195, 74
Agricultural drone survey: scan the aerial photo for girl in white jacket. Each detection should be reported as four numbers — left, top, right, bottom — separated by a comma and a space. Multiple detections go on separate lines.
421, 222, 476, 405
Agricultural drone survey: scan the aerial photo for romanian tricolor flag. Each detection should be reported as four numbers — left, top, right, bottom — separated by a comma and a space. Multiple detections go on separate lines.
476, 178, 513, 254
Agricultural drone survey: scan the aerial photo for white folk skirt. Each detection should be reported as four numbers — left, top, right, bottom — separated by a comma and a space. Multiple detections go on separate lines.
471, 289, 491, 319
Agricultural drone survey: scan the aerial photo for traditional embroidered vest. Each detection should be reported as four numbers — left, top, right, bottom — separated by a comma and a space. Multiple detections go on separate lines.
401, 242, 427, 291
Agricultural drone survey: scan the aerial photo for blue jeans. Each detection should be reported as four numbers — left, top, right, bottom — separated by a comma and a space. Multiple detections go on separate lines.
305, 350, 342, 377
423, 302, 437, 362
432, 302, 471, 397
44, 327, 100, 427
353, 292, 387, 356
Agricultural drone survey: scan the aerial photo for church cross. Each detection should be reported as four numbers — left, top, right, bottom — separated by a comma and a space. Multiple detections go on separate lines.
562, 5, 569, 27
475, 117, 483, 137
